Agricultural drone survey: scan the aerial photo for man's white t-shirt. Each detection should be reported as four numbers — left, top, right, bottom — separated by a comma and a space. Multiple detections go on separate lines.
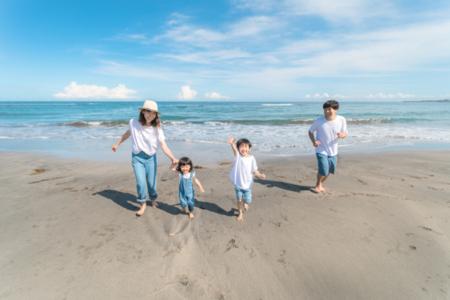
229, 154, 258, 190
309, 115, 348, 156
128, 118, 165, 156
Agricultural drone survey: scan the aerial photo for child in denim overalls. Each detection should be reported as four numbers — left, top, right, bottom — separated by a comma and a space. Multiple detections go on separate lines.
170, 157, 205, 219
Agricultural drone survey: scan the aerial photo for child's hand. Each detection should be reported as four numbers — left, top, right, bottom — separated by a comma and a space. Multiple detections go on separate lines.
313, 141, 321, 147
227, 136, 236, 144
200, 188, 205, 193
260, 174, 266, 179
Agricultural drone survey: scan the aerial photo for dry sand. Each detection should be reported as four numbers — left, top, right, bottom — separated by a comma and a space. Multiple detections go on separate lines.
1, 151, 449, 300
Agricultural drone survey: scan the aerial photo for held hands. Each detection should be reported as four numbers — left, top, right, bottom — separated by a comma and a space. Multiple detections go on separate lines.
172, 158, 179, 165
227, 135, 236, 144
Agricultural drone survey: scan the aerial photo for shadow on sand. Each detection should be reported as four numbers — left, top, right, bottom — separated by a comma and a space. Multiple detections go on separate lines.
94, 189, 238, 217
254, 179, 316, 193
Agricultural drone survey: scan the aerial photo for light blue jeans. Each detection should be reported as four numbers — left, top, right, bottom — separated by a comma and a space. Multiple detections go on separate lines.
132, 152, 157, 203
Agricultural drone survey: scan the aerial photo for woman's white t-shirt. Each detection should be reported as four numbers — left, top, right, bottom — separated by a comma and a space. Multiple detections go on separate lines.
309, 115, 348, 156
229, 154, 258, 190
128, 118, 165, 156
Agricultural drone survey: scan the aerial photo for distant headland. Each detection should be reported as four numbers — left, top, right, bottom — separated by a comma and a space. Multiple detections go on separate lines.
403, 99, 450, 102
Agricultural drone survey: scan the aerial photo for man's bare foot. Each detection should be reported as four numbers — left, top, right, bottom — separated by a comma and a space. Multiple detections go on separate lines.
181, 207, 186, 212
151, 200, 158, 208
314, 186, 322, 193
244, 203, 249, 211
136, 203, 147, 216
237, 213, 243, 221
189, 212, 194, 219
320, 187, 326, 192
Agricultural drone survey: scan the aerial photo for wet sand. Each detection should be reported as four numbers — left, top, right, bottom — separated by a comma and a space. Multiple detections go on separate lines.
1, 151, 449, 299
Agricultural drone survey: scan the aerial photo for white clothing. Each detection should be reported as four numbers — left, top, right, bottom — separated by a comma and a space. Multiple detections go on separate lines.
128, 118, 165, 156
309, 115, 348, 156
229, 154, 258, 190
178, 171, 196, 184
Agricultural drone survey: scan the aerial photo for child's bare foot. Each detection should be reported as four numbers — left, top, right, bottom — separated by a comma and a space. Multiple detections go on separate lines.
151, 200, 158, 208
181, 207, 186, 212
244, 203, 249, 211
136, 203, 147, 216
189, 212, 194, 219
237, 213, 243, 221
320, 187, 326, 192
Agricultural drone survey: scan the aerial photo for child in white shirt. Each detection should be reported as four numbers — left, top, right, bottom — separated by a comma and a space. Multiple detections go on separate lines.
228, 136, 265, 221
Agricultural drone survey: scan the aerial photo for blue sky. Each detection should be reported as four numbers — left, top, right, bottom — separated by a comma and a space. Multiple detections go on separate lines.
1, 0, 449, 101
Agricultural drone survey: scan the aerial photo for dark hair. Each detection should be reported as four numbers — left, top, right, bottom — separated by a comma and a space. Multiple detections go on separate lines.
236, 138, 252, 149
323, 100, 339, 110
176, 157, 193, 173
139, 111, 161, 127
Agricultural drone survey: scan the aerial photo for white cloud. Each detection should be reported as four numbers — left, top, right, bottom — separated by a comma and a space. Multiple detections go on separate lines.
205, 92, 231, 99
305, 94, 310, 98
153, 16, 280, 47
53, 82, 139, 99
177, 85, 197, 100
313, 93, 330, 98
162, 49, 251, 64
235, 0, 393, 22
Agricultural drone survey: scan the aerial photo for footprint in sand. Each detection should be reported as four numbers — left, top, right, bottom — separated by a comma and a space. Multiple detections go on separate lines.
224, 239, 239, 253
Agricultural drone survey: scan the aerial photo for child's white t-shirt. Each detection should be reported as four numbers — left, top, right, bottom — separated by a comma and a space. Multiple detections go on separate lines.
178, 171, 196, 184
229, 154, 258, 190
128, 118, 165, 156
309, 115, 348, 156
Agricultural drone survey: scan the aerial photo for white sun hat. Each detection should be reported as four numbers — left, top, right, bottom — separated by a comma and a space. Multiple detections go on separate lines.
138, 100, 161, 114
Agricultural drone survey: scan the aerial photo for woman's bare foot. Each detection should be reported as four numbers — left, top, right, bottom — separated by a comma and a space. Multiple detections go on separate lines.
314, 185, 322, 193
181, 207, 186, 212
136, 203, 147, 216
151, 200, 158, 208
189, 212, 194, 219
237, 213, 243, 221
244, 203, 249, 211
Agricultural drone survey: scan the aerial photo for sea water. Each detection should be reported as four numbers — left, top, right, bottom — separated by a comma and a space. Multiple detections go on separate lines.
1, 101, 449, 162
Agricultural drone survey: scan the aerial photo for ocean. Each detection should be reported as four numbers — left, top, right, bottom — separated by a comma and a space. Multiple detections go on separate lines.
1, 101, 449, 162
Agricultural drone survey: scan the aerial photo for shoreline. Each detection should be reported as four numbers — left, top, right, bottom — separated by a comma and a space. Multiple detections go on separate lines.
1, 137, 449, 165
1, 150, 450, 299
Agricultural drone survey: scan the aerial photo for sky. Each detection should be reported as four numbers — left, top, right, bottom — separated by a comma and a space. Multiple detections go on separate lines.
1, 0, 450, 101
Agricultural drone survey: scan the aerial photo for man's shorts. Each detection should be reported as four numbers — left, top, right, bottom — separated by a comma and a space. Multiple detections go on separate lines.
234, 185, 252, 204
316, 153, 337, 176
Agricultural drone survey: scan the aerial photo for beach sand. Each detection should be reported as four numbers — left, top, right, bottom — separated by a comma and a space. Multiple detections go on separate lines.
1, 151, 449, 299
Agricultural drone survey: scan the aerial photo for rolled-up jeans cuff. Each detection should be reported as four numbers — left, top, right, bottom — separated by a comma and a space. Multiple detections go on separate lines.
136, 198, 147, 203
149, 195, 158, 201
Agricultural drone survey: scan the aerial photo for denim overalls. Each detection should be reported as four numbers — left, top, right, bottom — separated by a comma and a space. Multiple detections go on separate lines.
179, 171, 195, 212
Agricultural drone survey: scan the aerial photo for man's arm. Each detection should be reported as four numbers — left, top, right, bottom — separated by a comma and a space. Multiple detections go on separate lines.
337, 132, 347, 139
308, 131, 321, 147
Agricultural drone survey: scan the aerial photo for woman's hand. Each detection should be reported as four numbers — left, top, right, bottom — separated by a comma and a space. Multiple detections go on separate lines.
111, 145, 119, 152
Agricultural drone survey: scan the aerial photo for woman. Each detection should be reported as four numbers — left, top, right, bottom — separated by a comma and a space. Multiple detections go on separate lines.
112, 100, 178, 216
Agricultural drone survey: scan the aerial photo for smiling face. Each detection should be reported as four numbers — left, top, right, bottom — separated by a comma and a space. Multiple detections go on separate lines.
238, 143, 251, 157
323, 107, 337, 120
142, 109, 156, 125
180, 164, 191, 174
